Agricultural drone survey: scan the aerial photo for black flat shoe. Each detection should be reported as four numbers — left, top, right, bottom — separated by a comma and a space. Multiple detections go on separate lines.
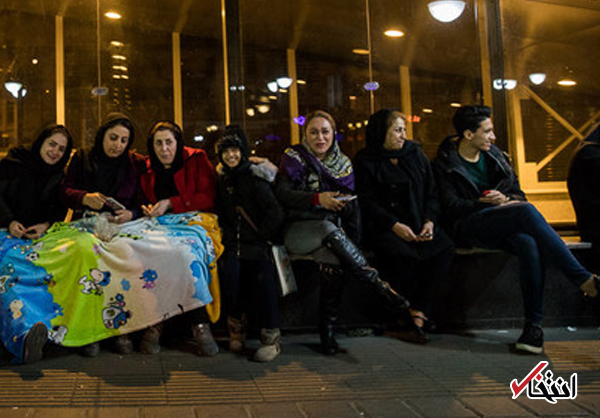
23, 322, 47, 364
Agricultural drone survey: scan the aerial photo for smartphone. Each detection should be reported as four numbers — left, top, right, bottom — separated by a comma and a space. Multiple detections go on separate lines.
106, 197, 126, 211
336, 195, 357, 202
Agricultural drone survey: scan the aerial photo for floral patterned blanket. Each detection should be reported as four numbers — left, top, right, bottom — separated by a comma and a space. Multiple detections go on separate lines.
0, 212, 222, 362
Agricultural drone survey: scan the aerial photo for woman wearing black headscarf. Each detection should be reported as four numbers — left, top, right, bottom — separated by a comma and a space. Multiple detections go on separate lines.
139, 120, 219, 357
60, 113, 145, 357
0, 123, 72, 364
0, 124, 73, 239
61, 113, 145, 222
354, 109, 454, 341
568, 122, 600, 269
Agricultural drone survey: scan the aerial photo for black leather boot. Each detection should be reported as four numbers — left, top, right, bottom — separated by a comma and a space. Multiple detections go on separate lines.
318, 264, 345, 355
323, 229, 410, 313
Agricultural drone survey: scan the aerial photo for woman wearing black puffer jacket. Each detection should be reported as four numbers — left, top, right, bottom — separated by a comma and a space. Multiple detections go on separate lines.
216, 125, 284, 362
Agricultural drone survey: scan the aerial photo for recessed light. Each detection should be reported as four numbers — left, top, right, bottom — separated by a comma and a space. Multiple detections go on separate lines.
557, 79, 577, 87
384, 30, 405, 38
105, 12, 122, 19
352, 48, 370, 55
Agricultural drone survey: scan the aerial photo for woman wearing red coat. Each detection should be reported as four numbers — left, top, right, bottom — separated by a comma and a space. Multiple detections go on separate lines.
140, 120, 219, 356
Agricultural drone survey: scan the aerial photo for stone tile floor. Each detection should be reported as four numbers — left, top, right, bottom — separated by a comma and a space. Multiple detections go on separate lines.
0, 327, 598, 417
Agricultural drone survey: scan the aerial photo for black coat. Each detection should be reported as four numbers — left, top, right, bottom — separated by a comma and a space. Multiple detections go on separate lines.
216, 163, 285, 260
568, 129, 600, 243
354, 140, 452, 259
0, 145, 68, 228
0, 170, 66, 228
432, 136, 526, 241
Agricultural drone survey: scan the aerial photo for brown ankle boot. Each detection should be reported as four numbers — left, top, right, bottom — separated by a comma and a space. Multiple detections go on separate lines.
227, 315, 247, 353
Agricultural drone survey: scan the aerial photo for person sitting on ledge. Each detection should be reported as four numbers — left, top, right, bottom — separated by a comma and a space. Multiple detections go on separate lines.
568, 122, 600, 271
432, 104, 599, 355
275, 110, 418, 355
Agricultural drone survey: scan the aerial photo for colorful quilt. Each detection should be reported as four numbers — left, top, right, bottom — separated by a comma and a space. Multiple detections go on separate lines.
0, 212, 222, 362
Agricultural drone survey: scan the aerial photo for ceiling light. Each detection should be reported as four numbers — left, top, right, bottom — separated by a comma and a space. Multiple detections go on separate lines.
363, 81, 380, 91
267, 81, 278, 93
111, 41, 124, 47
268, 95, 277, 100
32, 58, 39, 65
493, 79, 517, 90
423, 108, 433, 113
384, 30, 405, 38
112, 55, 126, 60
246, 108, 256, 117
349, 96, 357, 101
4, 81, 23, 98
450, 102, 462, 108
105, 12, 122, 19
352, 48, 370, 55
256, 104, 270, 114
194, 135, 205, 142
428, 1, 466, 23
297, 79, 306, 85
557, 79, 577, 87
276, 77, 293, 89
528, 73, 546, 85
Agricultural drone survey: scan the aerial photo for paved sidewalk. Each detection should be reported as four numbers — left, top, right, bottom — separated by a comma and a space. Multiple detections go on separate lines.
0, 328, 598, 417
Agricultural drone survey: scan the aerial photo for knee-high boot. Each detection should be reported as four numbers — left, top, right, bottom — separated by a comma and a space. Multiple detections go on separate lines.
319, 264, 345, 355
323, 229, 410, 313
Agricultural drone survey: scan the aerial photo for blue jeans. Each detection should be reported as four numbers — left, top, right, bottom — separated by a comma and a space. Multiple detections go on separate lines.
456, 202, 592, 325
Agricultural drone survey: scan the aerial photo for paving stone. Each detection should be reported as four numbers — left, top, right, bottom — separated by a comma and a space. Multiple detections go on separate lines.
406, 397, 478, 418
515, 397, 590, 416
32, 408, 88, 417
143, 406, 194, 418
573, 394, 600, 415
195, 404, 249, 418
355, 399, 420, 417
248, 402, 305, 418
90, 407, 142, 418
0, 408, 35, 418
460, 396, 535, 417
298, 400, 362, 418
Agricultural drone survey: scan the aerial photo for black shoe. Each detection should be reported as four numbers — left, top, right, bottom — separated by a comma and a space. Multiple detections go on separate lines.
23, 322, 47, 364
81, 342, 101, 357
516, 323, 544, 354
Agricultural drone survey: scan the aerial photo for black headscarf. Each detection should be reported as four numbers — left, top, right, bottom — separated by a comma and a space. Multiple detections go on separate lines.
0, 124, 73, 180
217, 124, 251, 174
147, 120, 185, 200
365, 109, 409, 159
0, 124, 73, 226
81, 112, 135, 197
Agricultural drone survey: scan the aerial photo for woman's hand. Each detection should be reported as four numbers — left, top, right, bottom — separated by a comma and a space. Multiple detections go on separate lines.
110, 209, 133, 224
478, 189, 508, 206
392, 222, 418, 242
24, 222, 50, 240
415, 221, 434, 242
142, 199, 171, 217
83, 192, 108, 210
318, 191, 344, 212
8, 220, 27, 238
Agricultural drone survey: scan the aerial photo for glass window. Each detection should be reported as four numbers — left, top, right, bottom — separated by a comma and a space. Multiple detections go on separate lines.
1, 4, 56, 150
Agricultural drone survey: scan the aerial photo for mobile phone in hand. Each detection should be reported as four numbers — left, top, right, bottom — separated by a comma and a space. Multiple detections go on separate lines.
336, 195, 357, 202
106, 197, 126, 211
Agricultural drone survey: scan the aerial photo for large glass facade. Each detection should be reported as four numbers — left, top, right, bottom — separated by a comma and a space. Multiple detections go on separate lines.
1, 0, 597, 222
